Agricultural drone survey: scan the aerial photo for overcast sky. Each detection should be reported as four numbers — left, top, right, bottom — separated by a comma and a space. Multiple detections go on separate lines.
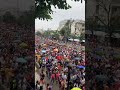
35, 0, 85, 31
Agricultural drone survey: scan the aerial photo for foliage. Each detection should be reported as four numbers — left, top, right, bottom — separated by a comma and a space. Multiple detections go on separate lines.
36, 31, 42, 36
60, 20, 71, 37
35, 0, 84, 20
51, 31, 60, 39
43, 30, 52, 37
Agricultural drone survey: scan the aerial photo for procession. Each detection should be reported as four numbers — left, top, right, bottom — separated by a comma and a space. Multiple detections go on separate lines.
35, 36, 85, 90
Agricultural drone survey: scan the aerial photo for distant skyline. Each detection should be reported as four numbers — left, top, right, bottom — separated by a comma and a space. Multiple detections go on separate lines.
35, 0, 85, 31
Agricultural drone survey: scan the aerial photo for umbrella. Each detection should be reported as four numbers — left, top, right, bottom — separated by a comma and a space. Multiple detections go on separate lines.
95, 75, 108, 82
74, 57, 81, 60
16, 58, 27, 63
13, 40, 21, 43
41, 50, 46, 53
19, 42, 28, 48
24, 56, 32, 60
68, 63, 76, 67
77, 65, 85, 69
71, 87, 82, 90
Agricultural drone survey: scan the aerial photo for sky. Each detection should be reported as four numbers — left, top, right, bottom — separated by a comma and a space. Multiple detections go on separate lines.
35, 0, 85, 31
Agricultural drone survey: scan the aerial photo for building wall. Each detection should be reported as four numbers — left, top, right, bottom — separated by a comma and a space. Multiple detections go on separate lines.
58, 19, 85, 36
71, 20, 85, 36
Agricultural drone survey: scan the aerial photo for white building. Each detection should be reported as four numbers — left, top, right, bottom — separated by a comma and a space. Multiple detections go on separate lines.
71, 20, 85, 36
58, 19, 85, 36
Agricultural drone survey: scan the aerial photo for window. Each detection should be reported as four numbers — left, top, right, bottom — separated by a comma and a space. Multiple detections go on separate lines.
82, 24, 85, 27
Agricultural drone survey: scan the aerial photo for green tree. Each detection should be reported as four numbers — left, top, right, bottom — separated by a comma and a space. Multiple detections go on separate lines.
60, 20, 72, 38
35, 0, 84, 20
52, 31, 60, 40
35, 31, 42, 36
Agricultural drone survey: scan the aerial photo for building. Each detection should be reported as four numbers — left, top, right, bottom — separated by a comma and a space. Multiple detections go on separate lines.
58, 19, 85, 36
86, 0, 120, 38
57, 19, 69, 31
71, 20, 85, 36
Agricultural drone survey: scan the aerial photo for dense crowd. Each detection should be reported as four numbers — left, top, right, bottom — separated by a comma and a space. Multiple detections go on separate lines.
35, 37, 85, 90
0, 22, 35, 90
86, 35, 120, 90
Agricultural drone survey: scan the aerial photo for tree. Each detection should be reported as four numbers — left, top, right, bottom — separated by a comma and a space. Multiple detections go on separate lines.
59, 20, 72, 42
52, 31, 60, 40
92, 0, 120, 45
35, 0, 84, 20
35, 31, 42, 36
86, 17, 98, 36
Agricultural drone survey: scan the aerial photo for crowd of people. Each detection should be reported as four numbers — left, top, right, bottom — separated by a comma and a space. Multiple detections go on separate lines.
35, 35, 120, 90
35, 36, 85, 90
86, 35, 120, 90
1, 22, 120, 90
0, 22, 35, 90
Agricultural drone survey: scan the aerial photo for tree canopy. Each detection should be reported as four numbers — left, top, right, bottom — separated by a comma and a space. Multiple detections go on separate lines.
35, 0, 84, 20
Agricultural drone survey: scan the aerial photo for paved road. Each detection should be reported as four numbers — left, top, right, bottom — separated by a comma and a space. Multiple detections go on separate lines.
35, 66, 59, 90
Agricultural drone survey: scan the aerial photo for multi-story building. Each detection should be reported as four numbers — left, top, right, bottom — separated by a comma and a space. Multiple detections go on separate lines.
71, 20, 85, 36
58, 19, 85, 36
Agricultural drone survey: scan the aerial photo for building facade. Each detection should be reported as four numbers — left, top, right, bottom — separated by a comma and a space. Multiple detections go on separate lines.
71, 20, 85, 36
58, 19, 85, 36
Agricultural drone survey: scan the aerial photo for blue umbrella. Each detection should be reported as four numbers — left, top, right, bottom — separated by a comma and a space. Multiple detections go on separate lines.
41, 50, 46, 53
16, 58, 27, 63
77, 65, 85, 69
74, 57, 81, 60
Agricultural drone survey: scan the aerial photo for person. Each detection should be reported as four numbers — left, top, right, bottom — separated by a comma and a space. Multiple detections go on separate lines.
39, 78, 45, 90
46, 83, 52, 90
36, 80, 39, 90
51, 73, 55, 84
